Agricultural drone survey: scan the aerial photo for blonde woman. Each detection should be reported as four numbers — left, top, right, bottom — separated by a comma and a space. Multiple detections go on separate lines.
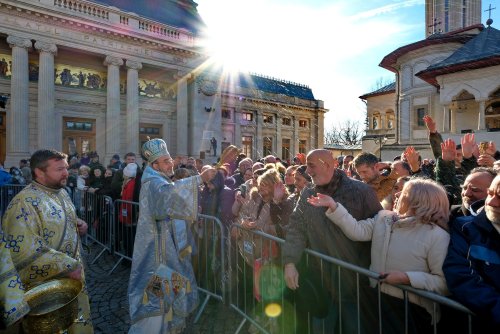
307, 178, 450, 334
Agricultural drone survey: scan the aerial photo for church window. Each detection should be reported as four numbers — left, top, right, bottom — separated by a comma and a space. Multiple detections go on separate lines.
222, 109, 231, 119
263, 137, 273, 156
415, 107, 427, 127
485, 102, 500, 131
263, 115, 274, 124
299, 120, 308, 128
282, 117, 291, 126
299, 140, 307, 154
242, 136, 253, 157
242, 112, 253, 121
282, 139, 291, 160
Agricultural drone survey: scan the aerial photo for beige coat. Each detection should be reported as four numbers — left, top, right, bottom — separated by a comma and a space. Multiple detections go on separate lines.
325, 204, 450, 321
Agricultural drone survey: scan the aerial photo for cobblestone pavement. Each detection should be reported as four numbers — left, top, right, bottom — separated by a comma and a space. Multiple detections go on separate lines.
85, 244, 245, 334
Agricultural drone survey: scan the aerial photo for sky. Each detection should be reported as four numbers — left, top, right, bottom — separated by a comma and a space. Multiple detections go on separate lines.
195, 0, 500, 132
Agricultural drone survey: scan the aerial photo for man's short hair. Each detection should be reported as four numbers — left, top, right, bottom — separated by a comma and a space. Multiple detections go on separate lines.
469, 167, 497, 179
124, 152, 136, 159
353, 152, 379, 168
30, 149, 67, 179
20, 159, 28, 164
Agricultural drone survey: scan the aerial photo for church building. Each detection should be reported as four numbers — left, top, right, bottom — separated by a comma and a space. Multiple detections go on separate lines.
360, 0, 500, 160
0, 0, 326, 167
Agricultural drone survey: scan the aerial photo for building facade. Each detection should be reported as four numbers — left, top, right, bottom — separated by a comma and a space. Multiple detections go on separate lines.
361, 0, 500, 161
0, 0, 326, 167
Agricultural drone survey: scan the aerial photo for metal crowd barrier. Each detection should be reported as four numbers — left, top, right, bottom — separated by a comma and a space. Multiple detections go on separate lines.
0, 184, 26, 222
109, 199, 139, 274
227, 223, 475, 334
72, 188, 114, 265
191, 214, 227, 323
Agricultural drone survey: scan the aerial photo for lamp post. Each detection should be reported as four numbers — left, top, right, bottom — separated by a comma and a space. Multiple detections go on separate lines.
373, 135, 388, 161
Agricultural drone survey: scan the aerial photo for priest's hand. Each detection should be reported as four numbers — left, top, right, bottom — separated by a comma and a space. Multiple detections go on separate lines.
200, 167, 217, 184
77, 218, 88, 236
284, 263, 299, 290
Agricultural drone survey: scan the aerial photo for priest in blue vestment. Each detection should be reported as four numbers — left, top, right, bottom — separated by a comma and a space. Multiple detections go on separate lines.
128, 138, 216, 334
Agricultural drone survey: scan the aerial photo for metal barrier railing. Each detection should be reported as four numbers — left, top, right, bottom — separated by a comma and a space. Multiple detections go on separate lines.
0, 184, 476, 333
228, 224, 475, 334
109, 199, 139, 274
72, 188, 113, 265
192, 214, 227, 323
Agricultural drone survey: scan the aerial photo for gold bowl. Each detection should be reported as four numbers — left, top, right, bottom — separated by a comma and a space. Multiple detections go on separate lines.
22, 278, 82, 334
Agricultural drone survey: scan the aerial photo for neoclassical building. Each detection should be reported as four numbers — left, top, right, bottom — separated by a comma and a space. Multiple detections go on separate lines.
0, 0, 326, 167
360, 0, 500, 160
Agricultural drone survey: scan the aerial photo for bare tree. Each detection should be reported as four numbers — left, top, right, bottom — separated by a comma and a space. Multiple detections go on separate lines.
371, 76, 395, 91
324, 120, 364, 146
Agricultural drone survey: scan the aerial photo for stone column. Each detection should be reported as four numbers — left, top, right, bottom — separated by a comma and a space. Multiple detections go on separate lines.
35, 41, 58, 150
317, 111, 325, 148
176, 73, 188, 156
276, 114, 282, 159
442, 104, 450, 133
234, 108, 242, 148
309, 117, 315, 151
5, 36, 32, 168
104, 55, 123, 161
255, 112, 262, 159
293, 117, 299, 155
478, 100, 486, 131
125, 60, 142, 154
450, 109, 457, 134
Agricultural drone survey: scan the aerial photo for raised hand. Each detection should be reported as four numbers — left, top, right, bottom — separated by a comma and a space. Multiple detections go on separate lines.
404, 146, 420, 171
486, 141, 497, 156
441, 138, 457, 161
307, 193, 337, 211
423, 115, 437, 134
461, 133, 476, 159
273, 182, 286, 204
477, 154, 495, 167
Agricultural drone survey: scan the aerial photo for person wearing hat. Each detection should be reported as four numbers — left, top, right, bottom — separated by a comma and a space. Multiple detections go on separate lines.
109, 153, 122, 170
128, 138, 217, 334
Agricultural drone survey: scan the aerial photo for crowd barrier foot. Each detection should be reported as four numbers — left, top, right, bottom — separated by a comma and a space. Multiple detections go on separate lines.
91, 247, 108, 265
194, 294, 210, 324
109, 256, 124, 275
234, 318, 247, 334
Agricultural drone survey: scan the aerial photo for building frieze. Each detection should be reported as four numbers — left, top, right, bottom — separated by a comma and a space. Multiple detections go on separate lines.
0, 4, 200, 68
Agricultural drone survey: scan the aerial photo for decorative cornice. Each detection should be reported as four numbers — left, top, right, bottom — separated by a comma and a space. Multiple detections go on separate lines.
6, 35, 32, 49
103, 55, 124, 67
34, 41, 58, 55
125, 60, 143, 70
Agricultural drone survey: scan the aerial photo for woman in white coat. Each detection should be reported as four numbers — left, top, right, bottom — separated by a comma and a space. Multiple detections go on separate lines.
307, 178, 450, 334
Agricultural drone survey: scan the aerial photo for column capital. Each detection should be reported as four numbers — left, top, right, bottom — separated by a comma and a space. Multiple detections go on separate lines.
125, 60, 142, 70
104, 55, 123, 67
34, 41, 57, 55
7, 36, 31, 49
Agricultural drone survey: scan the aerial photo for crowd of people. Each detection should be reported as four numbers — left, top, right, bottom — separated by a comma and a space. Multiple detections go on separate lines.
0, 114, 499, 333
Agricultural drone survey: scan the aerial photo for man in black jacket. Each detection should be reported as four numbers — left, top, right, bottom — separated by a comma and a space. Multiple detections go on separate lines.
283, 149, 382, 333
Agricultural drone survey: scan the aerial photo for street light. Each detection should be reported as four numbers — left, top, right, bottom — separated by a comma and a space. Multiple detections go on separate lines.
373, 135, 388, 161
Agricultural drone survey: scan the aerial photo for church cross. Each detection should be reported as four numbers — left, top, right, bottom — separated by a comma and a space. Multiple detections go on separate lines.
485, 4, 496, 19
428, 17, 442, 34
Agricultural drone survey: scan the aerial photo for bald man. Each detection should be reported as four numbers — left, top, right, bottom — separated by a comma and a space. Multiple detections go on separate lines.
283, 149, 382, 333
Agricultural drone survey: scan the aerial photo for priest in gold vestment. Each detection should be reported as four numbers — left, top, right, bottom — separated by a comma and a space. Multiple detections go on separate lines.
1, 149, 93, 333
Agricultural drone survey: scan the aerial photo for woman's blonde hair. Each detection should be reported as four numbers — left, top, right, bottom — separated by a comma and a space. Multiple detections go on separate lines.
79, 165, 90, 174
396, 178, 449, 229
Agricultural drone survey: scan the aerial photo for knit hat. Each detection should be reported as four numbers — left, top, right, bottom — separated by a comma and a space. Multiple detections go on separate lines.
142, 138, 170, 163
123, 163, 137, 178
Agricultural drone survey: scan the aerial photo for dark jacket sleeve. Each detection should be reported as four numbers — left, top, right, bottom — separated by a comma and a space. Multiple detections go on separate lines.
443, 220, 500, 326
429, 132, 444, 160
282, 191, 308, 265
459, 156, 478, 177
436, 157, 461, 205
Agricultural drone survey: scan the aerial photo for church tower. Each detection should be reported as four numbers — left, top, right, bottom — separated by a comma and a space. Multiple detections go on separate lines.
425, 0, 482, 37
